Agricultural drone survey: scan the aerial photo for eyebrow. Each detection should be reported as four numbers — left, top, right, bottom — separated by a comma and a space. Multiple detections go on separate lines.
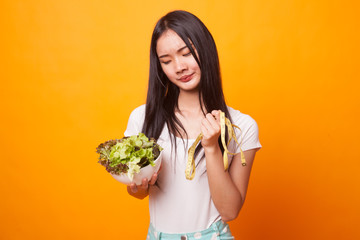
158, 46, 188, 59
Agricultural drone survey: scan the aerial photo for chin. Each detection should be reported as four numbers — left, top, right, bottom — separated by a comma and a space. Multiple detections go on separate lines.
180, 84, 200, 92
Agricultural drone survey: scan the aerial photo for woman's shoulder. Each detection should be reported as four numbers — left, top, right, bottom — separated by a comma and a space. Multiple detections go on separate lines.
226, 106, 262, 152
226, 106, 257, 126
129, 104, 146, 118
124, 104, 146, 136
132, 104, 146, 113
126, 104, 146, 125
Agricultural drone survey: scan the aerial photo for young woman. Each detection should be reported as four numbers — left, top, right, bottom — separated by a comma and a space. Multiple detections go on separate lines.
124, 10, 261, 240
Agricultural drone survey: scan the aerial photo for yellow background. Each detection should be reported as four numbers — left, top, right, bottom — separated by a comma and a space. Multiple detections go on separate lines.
1, 0, 359, 239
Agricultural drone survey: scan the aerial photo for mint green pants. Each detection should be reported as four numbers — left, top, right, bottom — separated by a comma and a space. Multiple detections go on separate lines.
147, 220, 234, 240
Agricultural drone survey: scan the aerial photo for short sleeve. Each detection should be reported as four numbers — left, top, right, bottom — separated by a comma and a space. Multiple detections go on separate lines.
124, 105, 146, 137
227, 107, 262, 154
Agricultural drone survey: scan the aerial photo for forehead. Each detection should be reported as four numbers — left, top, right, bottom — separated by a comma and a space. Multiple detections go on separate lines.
156, 29, 187, 55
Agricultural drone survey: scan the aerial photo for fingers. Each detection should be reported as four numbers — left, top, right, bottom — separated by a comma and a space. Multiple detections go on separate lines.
128, 172, 159, 194
128, 178, 149, 193
149, 172, 158, 185
141, 178, 149, 189
206, 113, 220, 127
201, 113, 220, 137
211, 110, 220, 120
129, 183, 138, 193
148, 163, 161, 185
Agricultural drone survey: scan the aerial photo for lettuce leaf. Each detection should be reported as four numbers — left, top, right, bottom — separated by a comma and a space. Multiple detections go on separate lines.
96, 133, 163, 179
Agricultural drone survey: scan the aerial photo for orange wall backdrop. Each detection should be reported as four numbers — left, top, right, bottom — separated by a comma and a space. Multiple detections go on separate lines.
1, 0, 359, 239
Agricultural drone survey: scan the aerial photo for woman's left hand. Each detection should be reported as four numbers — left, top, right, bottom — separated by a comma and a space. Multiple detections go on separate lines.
201, 110, 221, 151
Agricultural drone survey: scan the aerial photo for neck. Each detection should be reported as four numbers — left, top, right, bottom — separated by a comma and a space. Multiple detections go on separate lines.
177, 89, 204, 113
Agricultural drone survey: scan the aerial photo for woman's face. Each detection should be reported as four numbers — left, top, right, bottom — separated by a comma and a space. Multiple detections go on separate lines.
156, 29, 201, 93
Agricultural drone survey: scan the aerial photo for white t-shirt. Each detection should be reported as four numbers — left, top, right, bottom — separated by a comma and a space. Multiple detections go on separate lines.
124, 104, 262, 233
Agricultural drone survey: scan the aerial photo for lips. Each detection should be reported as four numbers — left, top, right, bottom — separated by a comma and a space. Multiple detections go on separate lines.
178, 73, 194, 82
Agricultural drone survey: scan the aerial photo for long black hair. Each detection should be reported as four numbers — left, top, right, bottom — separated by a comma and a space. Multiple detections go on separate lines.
142, 10, 231, 161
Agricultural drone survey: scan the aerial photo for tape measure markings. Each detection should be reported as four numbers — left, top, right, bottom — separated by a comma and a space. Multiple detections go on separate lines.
185, 111, 246, 180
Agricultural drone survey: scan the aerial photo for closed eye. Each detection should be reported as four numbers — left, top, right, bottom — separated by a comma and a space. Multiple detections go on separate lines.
184, 52, 192, 56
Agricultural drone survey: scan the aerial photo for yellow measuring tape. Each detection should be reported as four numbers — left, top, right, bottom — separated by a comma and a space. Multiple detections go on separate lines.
185, 111, 246, 180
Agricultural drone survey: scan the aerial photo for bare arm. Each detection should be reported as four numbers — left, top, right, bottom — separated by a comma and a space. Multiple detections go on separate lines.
205, 147, 257, 221
201, 111, 258, 222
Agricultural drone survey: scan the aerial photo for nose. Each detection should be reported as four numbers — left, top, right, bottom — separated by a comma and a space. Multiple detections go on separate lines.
174, 57, 187, 74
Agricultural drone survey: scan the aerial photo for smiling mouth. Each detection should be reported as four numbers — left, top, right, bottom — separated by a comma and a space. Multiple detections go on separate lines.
179, 73, 194, 82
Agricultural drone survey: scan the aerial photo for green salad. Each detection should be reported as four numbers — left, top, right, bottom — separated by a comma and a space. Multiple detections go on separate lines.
96, 133, 163, 180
